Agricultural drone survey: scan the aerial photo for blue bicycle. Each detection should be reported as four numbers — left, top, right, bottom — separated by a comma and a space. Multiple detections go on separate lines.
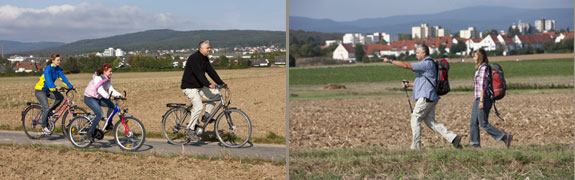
67, 91, 146, 151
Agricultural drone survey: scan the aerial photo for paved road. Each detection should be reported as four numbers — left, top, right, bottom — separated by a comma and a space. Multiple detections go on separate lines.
0, 131, 286, 161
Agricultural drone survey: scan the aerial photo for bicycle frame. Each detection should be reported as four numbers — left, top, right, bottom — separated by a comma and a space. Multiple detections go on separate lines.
98, 99, 131, 136
184, 87, 232, 131
29, 90, 75, 128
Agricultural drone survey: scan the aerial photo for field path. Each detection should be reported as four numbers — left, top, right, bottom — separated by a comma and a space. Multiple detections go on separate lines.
0, 130, 285, 161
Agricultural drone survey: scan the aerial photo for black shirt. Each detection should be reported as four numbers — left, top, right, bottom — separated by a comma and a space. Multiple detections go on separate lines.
181, 51, 225, 89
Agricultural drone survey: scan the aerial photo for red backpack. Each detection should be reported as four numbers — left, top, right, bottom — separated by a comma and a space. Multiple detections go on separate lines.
425, 58, 450, 96
488, 63, 507, 100
487, 63, 507, 120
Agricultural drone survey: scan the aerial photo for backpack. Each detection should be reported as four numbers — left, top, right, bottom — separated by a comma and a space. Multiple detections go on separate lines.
424, 58, 450, 96
488, 63, 507, 100
486, 63, 507, 121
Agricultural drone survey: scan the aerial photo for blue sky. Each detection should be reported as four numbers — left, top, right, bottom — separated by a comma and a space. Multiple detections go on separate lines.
290, 0, 574, 21
0, 0, 286, 42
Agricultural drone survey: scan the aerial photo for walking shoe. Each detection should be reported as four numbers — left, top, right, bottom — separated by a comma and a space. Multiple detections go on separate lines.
452, 135, 462, 149
186, 129, 199, 141
504, 134, 513, 148
471, 144, 481, 149
41, 127, 52, 136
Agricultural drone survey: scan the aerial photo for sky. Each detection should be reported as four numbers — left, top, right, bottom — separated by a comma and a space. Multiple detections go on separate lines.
290, 0, 574, 21
0, 0, 286, 43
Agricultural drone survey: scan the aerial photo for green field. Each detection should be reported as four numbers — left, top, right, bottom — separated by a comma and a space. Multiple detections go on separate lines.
290, 144, 573, 179
289, 58, 574, 85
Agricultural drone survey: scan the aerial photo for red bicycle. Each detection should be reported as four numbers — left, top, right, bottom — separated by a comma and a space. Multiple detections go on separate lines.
21, 88, 88, 139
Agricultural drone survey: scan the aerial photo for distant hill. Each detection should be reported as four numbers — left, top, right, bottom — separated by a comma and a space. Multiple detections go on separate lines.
290, 6, 573, 38
0, 40, 65, 55
22, 29, 286, 56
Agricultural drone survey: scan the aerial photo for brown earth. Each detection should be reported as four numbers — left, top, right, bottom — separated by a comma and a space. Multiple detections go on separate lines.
289, 92, 574, 149
0, 68, 286, 140
0, 144, 285, 179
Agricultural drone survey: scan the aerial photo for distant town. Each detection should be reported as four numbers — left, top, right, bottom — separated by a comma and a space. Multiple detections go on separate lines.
1, 45, 286, 74
324, 18, 572, 62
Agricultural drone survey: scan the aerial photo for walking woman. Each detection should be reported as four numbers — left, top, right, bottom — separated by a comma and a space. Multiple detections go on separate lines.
34, 53, 74, 136
83, 64, 122, 141
469, 48, 513, 148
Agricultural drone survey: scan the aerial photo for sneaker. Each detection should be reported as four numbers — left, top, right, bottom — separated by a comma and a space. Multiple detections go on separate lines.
471, 144, 481, 149
186, 129, 199, 141
452, 135, 462, 149
504, 134, 513, 148
41, 127, 52, 136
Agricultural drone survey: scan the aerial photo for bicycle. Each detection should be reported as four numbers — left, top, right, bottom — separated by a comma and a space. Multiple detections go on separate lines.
161, 85, 252, 148
67, 91, 146, 151
21, 88, 88, 139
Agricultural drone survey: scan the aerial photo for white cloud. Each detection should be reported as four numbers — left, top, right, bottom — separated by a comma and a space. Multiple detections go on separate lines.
0, 3, 193, 42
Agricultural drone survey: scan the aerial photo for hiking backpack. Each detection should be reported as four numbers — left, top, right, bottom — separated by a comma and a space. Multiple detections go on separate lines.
425, 58, 450, 96
488, 63, 507, 100
486, 63, 508, 121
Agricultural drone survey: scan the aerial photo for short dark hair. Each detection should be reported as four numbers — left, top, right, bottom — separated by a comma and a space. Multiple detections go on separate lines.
198, 40, 210, 49
418, 44, 430, 56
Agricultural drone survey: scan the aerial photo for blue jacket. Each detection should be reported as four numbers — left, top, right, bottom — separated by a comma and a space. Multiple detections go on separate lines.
35, 64, 73, 91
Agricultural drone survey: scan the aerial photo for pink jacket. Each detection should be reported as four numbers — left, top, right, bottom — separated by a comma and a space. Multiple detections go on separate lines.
84, 73, 121, 99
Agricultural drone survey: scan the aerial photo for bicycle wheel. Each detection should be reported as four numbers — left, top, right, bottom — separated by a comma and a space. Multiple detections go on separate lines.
68, 116, 92, 148
61, 106, 88, 137
214, 108, 252, 148
21, 105, 44, 139
161, 107, 190, 144
114, 117, 146, 151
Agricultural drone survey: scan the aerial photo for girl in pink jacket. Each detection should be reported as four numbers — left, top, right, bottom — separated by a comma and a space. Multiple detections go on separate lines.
83, 64, 122, 141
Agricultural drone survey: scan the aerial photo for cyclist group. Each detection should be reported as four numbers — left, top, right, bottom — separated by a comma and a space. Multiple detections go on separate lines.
33, 40, 226, 144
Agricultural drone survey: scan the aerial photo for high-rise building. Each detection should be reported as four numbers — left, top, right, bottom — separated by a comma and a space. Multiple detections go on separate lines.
535, 18, 556, 32
459, 27, 479, 39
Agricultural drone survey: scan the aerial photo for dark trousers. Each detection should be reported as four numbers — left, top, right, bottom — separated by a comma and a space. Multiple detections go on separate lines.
34, 90, 64, 128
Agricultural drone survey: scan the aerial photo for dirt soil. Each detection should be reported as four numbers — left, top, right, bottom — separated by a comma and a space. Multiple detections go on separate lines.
0, 68, 286, 140
289, 92, 574, 149
0, 144, 285, 179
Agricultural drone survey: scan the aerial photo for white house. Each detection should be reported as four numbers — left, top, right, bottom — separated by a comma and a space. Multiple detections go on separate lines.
7, 55, 25, 62
332, 43, 355, 61
554, 32, 574, 43
325, 40, 341, 47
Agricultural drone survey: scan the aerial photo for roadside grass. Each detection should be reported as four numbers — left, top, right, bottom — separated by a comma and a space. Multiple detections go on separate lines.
290, 144, 573, 179
289, 58, 573, 85
0, 143, 285, 165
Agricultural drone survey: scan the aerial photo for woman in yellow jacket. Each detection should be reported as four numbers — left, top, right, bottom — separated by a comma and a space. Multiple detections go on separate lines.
34, 53, 74, 136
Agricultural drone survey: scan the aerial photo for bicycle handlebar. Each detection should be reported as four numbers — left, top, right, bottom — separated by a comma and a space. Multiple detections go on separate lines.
215, 84, 228, 89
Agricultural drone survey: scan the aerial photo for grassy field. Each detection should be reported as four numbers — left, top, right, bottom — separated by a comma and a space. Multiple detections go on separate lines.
290, 144, 573, 179
289, 58, 574, 85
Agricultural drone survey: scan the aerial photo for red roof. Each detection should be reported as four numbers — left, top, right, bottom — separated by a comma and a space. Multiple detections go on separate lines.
516, 33, 553, 45
365, 44, 388, 55
14, 62, 41, 72
498, 35, 515, 45
342, 43, 355, 53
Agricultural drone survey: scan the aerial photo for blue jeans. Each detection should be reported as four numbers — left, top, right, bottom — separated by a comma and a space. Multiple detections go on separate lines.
34, 90, 63, 128
84, 96, 114, 135
469, 98, 505, 145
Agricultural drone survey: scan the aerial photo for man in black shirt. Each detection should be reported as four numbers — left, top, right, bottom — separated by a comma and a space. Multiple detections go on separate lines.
181, 40, 225, 138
